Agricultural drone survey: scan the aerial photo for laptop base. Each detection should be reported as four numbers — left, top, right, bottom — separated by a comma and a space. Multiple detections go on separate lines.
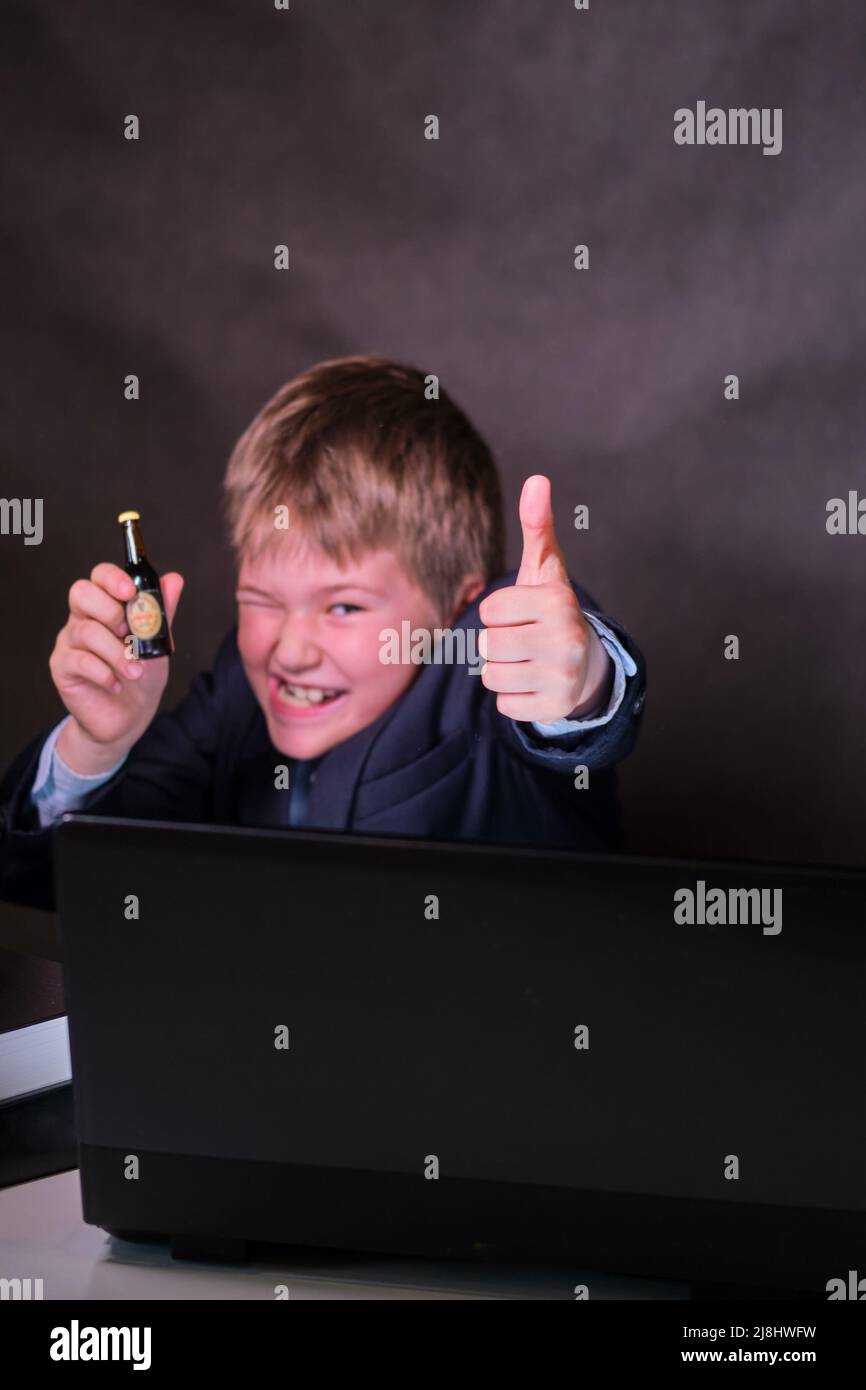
81, 1143, 861, 1294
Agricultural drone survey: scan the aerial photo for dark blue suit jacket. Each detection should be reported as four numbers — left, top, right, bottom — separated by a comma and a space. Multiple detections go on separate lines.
0, 571, 646, 911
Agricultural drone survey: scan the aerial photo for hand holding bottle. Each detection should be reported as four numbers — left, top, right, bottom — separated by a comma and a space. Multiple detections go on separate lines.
48, 563, 184, 775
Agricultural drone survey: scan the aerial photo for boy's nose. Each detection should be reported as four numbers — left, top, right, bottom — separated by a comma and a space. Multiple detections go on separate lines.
272, 615, 321, 672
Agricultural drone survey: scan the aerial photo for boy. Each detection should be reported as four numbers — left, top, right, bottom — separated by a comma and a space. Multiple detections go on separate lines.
0, 355, 646, 912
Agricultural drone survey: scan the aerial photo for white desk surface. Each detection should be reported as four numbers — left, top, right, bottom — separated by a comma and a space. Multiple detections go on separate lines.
0, 1169, 690, 1300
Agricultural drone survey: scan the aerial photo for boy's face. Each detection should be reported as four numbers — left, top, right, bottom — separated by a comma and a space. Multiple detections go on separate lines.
236, 537, 473, 761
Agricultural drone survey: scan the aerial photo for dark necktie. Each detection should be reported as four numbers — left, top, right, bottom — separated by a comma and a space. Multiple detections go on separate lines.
287, 758, 315, 828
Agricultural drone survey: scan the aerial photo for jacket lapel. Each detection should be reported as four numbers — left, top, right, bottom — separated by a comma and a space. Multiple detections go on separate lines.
234, 702, 399, 832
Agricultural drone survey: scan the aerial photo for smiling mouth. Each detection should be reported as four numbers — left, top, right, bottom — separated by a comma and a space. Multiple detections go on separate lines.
273, 678, 348, 708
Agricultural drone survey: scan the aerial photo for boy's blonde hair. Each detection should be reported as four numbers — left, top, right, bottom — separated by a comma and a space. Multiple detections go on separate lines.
222, 354, 505, 619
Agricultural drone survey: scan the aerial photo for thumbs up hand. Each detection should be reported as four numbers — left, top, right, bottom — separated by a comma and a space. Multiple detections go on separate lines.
477, 475, 612, 724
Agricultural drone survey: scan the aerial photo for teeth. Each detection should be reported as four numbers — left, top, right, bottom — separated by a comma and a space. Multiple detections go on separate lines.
276, 680, 342, 707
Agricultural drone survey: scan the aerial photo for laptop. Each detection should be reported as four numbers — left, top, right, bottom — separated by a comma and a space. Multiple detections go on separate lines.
53, 813, 866, 1292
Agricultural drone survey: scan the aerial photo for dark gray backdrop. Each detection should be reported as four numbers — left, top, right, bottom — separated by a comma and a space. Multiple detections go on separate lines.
2, 0, 864, 876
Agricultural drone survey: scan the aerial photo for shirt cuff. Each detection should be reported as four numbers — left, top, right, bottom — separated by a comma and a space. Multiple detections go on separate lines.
30, 715, 129, 827
530, 614, 638, 736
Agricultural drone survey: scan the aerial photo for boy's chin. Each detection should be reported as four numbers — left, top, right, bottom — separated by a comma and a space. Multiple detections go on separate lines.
265, 710, 348, 761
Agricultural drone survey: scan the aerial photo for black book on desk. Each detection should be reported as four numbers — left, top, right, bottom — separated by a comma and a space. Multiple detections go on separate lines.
0, 947, 77, 1189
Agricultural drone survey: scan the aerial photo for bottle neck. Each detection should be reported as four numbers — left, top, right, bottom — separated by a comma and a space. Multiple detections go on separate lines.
122, 520, 147, 565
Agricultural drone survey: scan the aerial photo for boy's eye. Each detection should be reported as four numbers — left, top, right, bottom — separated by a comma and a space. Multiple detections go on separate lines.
329, 602, 364, 616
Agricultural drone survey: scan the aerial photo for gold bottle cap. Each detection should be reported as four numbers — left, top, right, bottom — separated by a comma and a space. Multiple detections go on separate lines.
117, 510, 141, 523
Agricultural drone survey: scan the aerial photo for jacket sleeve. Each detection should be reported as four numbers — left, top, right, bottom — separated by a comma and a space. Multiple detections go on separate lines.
0, 631, 235, 912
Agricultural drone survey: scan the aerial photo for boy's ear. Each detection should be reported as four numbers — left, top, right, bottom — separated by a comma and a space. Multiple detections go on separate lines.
445, 574, 485, 625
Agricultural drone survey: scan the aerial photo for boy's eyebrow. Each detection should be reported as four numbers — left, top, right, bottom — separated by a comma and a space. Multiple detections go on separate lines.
317, 582, 382, 596
235, 582, 382, 598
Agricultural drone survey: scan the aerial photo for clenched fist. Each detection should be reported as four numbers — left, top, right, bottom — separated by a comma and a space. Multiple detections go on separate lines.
478, 475, 612, 724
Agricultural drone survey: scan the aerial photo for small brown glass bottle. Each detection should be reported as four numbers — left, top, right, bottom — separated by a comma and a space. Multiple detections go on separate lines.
117, 510, 173, 659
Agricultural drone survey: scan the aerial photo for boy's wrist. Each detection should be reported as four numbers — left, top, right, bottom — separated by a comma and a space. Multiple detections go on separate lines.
55, 718, 134, 777
565, 629, 614, 720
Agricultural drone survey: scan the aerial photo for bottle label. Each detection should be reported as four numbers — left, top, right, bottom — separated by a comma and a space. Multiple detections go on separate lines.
126, 590, 163, 640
